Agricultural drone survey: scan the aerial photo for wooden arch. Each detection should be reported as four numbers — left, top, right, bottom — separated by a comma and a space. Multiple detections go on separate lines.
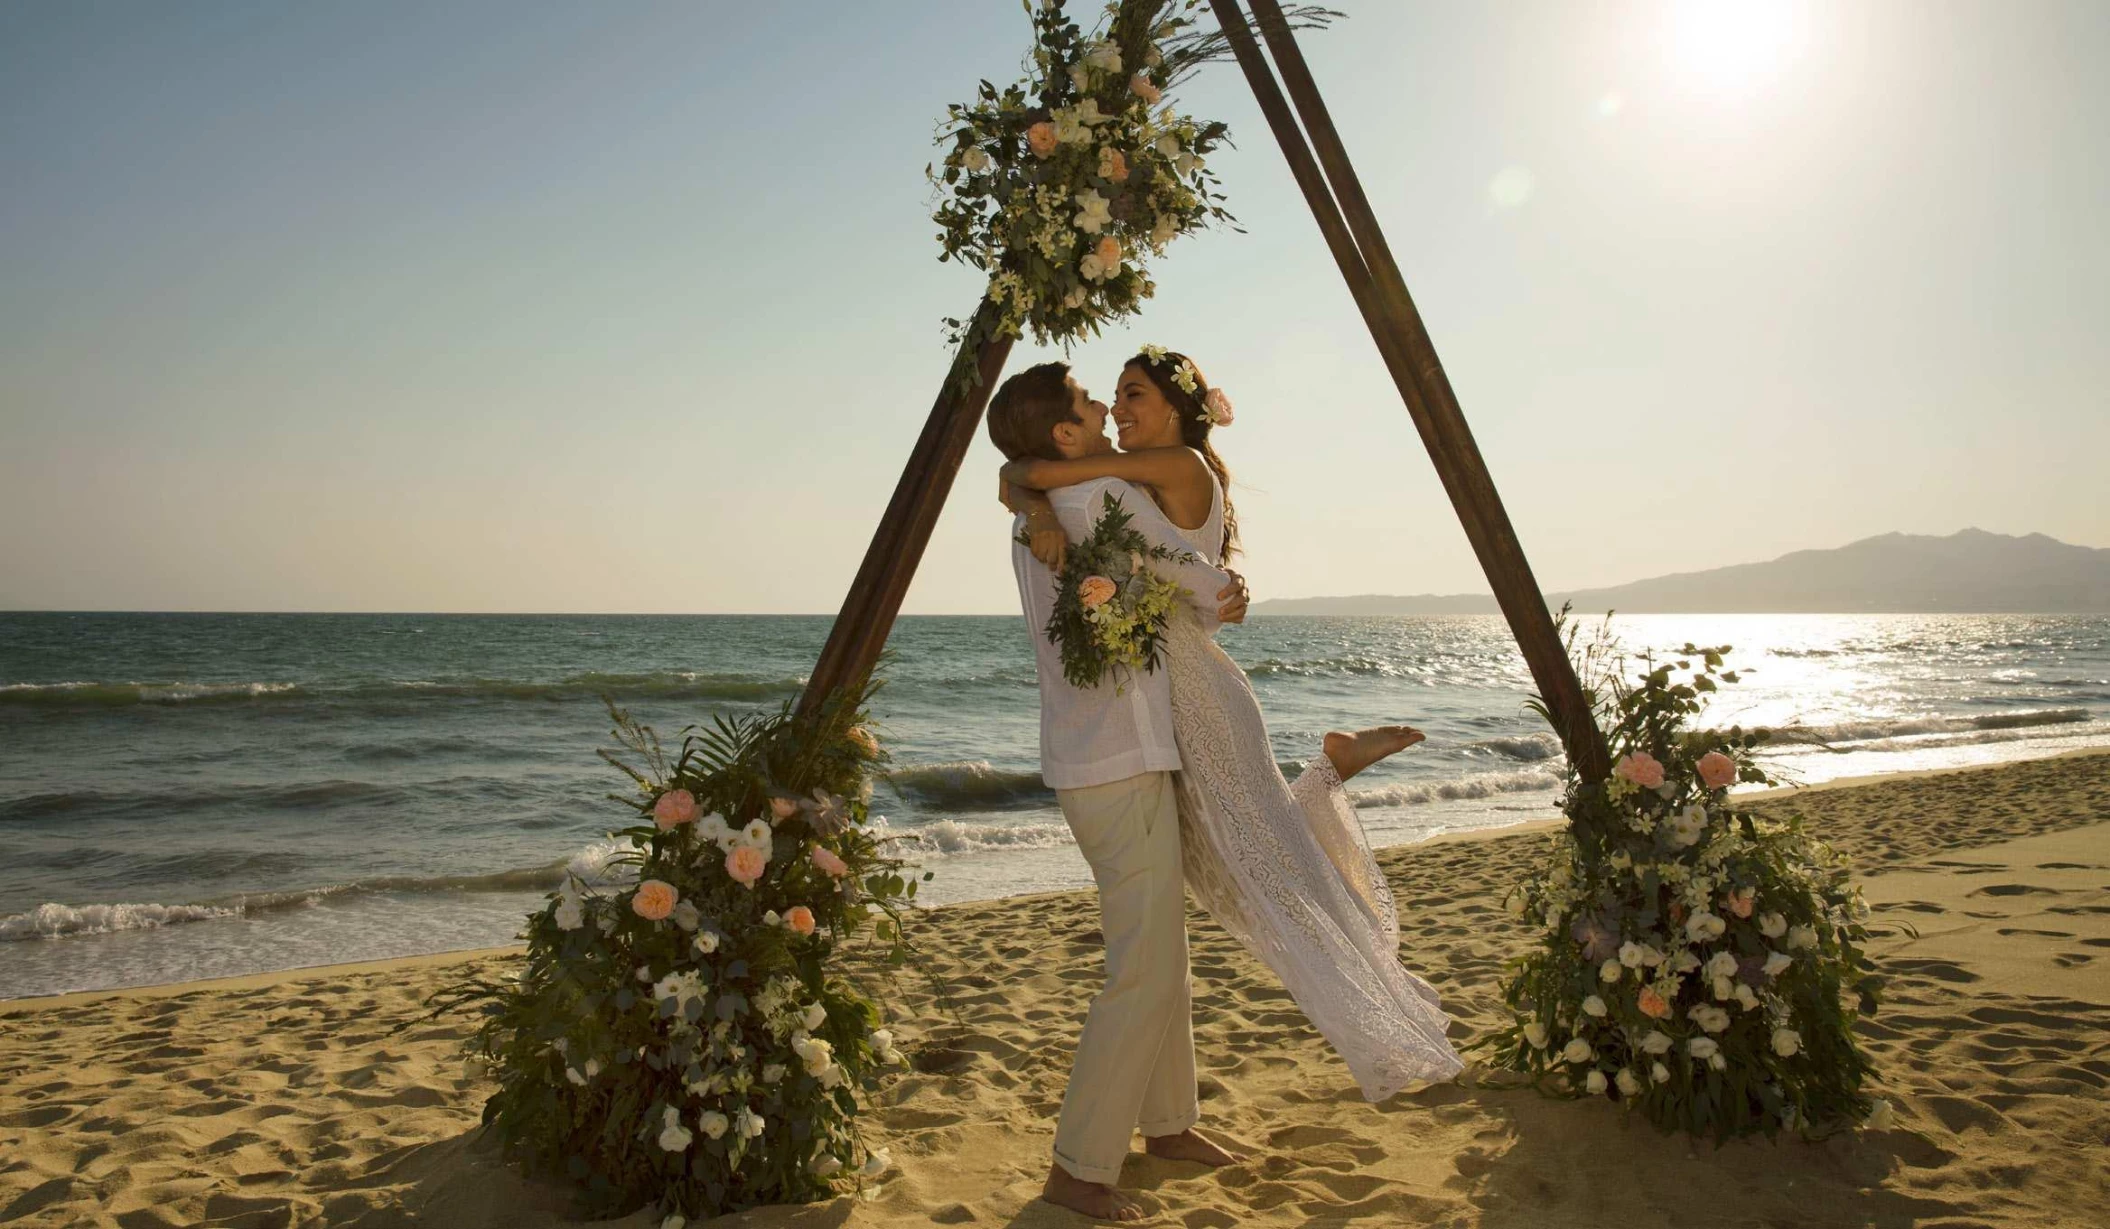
794, 0, 1612, 789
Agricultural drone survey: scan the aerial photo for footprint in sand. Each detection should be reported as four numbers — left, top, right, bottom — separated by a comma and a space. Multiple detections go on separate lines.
1968, 883, 2067, 898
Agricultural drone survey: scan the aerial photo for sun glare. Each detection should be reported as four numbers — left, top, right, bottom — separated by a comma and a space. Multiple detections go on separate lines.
1662, 0, 1805, 99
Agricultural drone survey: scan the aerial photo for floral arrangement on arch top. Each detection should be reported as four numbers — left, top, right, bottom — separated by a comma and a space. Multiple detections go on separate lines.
931, 1, 1336, 365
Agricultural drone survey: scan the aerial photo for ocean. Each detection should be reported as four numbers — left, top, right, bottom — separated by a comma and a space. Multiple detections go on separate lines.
3, 612, 2106, 999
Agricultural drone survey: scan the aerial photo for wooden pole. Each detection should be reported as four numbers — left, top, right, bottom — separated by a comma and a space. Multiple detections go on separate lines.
1212, 0, 1611, 784
794, 301, 1014, 723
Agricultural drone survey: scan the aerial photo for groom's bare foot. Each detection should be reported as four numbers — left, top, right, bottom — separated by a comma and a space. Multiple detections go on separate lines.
1144, 1128, 1244, 1167
1042, 1163, 1147, 1222
1324, 725, 1425, 782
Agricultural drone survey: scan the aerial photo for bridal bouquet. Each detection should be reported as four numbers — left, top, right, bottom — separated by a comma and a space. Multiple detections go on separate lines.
431, 684, 923, 1221
1486, 635, 1887, 1141
1036, 492, 1199, 689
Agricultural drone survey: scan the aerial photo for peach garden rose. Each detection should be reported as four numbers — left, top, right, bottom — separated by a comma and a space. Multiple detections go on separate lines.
652, 788, 699, 830
725, 844, 768, 888
810, 845, 849, 878
630, 879, 678, 921
784, 905, 816, 936
1696, 750, 1737, 789
1026, 121, 1057, 159
1077, 575, 1117, 609
1614, 751, 1665, 789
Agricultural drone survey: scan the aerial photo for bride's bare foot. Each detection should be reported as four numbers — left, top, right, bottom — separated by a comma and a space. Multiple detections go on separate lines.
1323, 725, 1425, 782
1042, 1163, 1147, 1222
1144, 1128, 1244, 1167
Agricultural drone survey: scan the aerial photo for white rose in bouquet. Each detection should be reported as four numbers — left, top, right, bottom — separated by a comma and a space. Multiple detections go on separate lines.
1522, 1021, 1549, 1049
1561, 1037, 1593, 1064
1640, 1030, 1674, 1055
1600, 959, 1623, 984
1690, 1004, 1731, 1034
1685, 911, 1727, 942
1759, 912, 1788, 939
657, 1106, 693, 1153
1585, 1069, 1609, 1095
1705, 951, 1740, 981
861, 1148, 893, 1177
1786, 924, 1819, 951
697, 1110, 729, 1140
1688, 1036, 1720, 1060
1582, 995, 1608, 1018
736, 1106, 766, 1139
1651, 1061, 1672, 1084
1771, 1028, 1802, 1057
1616, 1067, 1642, 1097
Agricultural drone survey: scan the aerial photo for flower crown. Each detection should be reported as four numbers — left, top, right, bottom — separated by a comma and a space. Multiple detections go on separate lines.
1139, 344, 1235, 428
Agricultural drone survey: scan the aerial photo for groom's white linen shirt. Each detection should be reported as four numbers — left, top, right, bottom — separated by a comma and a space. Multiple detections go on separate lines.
1012, 478, 1235, 791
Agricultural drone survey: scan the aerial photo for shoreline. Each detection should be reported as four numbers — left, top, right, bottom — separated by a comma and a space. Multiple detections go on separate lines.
9, 746, 2105, 1012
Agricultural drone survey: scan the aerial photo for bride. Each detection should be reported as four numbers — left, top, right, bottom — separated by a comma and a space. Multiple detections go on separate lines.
1001, 349, 1464, 1100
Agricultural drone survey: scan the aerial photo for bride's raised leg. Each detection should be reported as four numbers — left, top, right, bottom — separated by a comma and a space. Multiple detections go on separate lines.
1321, 725, 1425, 782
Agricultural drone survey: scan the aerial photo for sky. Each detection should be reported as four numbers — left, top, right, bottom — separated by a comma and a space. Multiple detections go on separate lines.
2, 0, 2105, 614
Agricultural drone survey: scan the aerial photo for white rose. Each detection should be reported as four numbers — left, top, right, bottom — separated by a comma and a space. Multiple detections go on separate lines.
819, 1065, 846, 1090
1734, 984, 1760, 1011
1522, 1022, 1549, 1049
1641, 1030, 1674, 1055
1759, 912, 1788, 939
1685, 911, 1727, 942
693, 931, 719, 956
1618, 941, 1648, 969
1706, 952, 1740, 981
1155, 133, 1180, 159
1582, 995, 1608, 1018
564, 1066, 586, 1087
762, 910, 781, 928
741, 819, 772, 848
553, 890, 584, 931
803, 1003, 828, 1031
1561, 1037, 1593, 1064
1712, 975, 1735, 1001
1786, 924, 1818, 951
1651, 1061, 1671, 1084
1079, 253, 1106, 281
1585, 1069, 1609, 1095
1688, 1036, 1720, 1060
671, 900, 700, 932
657, 1107, 693, 1152
1772, 1028, 1802, 1057
1616, 1067, 1642, 1097
1063, 285, 1088, 310
869, 1028, 893, 1050
1175, 152, 1203, 177
1600, 959, 1623, 984
961, 146, 990, 173
861, 1147, 892, 1177
1691, 1004, 1731, 1034
1864, 1098, 1896, 1130
697, 1110, 729, 1140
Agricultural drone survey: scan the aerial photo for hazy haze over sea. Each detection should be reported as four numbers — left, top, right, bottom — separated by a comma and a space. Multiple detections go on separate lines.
3, 612, 2107, 999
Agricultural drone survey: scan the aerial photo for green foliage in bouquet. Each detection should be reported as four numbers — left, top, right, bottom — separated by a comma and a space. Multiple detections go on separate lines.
430, 682, 922, 1221
1484, 629, 1886, 1142
1031, 491, 1199, 689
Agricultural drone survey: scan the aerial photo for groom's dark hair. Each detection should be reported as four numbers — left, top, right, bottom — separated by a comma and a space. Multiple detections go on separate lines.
986, 362, 1077, 462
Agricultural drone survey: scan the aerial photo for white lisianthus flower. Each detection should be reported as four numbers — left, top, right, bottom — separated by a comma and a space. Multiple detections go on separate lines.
697, 1110, 729, 1140
1561, 1037, 1593, 1064
1705, 952, 1740, 981
1734, 984, 1761, 1011
1786, 924, 1819, 951
1652, 1061, 1672, 1084
1585, 1069, 1609, 1095
1175, 151, 1204, 177
1600, 959, 1623, 984
1522, 1021, 1549, 1049
961, 146, 990, 173
1671, 949, 1702, 975
1763, 951, 1793, 978
736, 1107, 765, 1139
762, 1063, 786, 1084
1685, 911, 1727, 942
1772, 1028, 1802, 1057
741, 819, 772, 848
1759, 911, 1788, 939
1668, 805, 1708, 848
1582, 995, 1608, 1019
1864, 1098, 1896, 1130
657, 1106, 693, 1152
803, 1003, 828, 1031
1641, 1030, 1674, 1055
813, 1155, 844, 1178
861, 1148, 893, 1177
700, 812, 734, 848
553, 883, 585, 931
1616, 1067, 1642, 1097
1618, 941, 1649, 969
693, 931, 719, 956
1072, 188, 1113, 235
1711, 975, 1735, 1001
1688, 1036, 1720, 1060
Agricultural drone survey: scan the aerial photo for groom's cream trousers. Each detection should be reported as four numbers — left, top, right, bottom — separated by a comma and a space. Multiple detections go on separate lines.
1050, 771, 1198, 1184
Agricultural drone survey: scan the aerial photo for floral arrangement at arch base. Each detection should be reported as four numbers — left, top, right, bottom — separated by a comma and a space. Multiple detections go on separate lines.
1484, 628, 1895, 1141
430, 680, 923, 1221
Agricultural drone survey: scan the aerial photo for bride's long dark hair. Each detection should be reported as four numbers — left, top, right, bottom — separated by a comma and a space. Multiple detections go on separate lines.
1126, 350, 1239, 560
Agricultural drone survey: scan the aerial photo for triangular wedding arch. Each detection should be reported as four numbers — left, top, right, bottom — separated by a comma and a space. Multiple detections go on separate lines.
794, 0, 1612, 788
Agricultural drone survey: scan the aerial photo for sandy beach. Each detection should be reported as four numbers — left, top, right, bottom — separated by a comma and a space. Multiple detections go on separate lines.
4, 751, 2106, 1228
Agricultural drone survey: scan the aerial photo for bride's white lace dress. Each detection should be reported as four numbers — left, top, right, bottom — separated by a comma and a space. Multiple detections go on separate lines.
1163, 475, 1463, 1100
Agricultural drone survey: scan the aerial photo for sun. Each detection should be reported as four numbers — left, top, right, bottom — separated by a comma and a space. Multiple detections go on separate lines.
1662, 0, 1806, 98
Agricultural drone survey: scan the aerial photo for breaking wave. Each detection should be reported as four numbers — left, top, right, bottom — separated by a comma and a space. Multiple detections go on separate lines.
0, 671, 805, 709
881, 761, 1051, 810
1349, 765, 1567, 808
1765, 708, 2092, 747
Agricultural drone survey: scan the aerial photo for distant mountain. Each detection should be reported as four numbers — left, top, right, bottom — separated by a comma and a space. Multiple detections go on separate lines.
1251, 530, 2110, 615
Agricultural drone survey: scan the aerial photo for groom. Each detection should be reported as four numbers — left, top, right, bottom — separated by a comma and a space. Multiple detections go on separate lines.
987, 362, 1247, 1222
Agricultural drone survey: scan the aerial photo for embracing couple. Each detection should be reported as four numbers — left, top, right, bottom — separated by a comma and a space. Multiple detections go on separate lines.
988, 350, 1465, 1221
